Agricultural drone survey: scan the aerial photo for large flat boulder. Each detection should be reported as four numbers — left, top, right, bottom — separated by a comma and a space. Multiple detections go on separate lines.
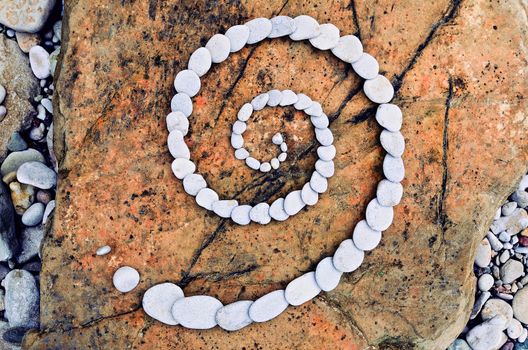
24, 0, 528, 349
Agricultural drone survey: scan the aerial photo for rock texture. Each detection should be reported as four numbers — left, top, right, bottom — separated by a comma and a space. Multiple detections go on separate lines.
24, 0, 528, 349
0, 36, 39, 161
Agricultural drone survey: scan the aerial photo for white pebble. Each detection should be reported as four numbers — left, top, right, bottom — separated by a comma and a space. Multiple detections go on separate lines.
225, 25, 250, 53
267, 89, 282, 106
42, 200, 55, 224
231, 205, 252, 225
366, 198, 394, 231
305, 101, 323, 117
245, 157, 260, 170
230, 133, 244, 149
167, 130, 190, 159
383, 155, 405, 182
285, 272, 321, 306
294, 93, 312, 110
238, 103, 253, 122
269, 16, 296, 38
29, 46, 50, 79
272, 133, 283, 145
315, 257, 342, 292
21, 203, 44, 226
249, 203, 271, 224
96, 245, 111, 256
41, 98, 53, 113
333, 239, 364, 273
301, 182, 318, 206
310, 114, 329, 129
352, 53, 379, 80
270, 158, 280, 169
376, 104, 403, 132
278, 152, 287, 162
249, 290, 288, 322
188, 47, 212, 77
331, 35, 363, 63
166, 111, 189, 135
170, 93, 193, 117
310, 171, 328, 193
251, 93, 269, 111
477, 274, 494, 292
183, 173, 207, 196
315, 159, 334, 178
235, 148, 249, 160
259, 162, 271, 172
309, 23, 339, 50
315, 128, 334, 146
290, 15, 320, 41
171, 158, 196, 180
216, 300, 253, 331
174, 70, 201, 97
507, 318, 523, 339
284, 190, 305, 216
113, 266, 140, 293
280, 143, 288, 152
232, 120, 247, 134
380, 130, 405, 157
0, 84, 5, 104
317, 145, 336, 161
17, 161, 56, 189
376, 179, 403, 206
171, 296, 223, 330
269, 198, 289, 221
280, 89, 298, 106
245, 18, 272, 44
142, 283, 184, 325
206, 34, 231, 63
196, 188, 219, 210
352, 220, 382, 251
363, 75, 394, 104
212, 200, 238, 218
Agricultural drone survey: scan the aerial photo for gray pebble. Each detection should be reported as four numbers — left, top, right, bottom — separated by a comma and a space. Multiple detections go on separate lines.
225, 25, 250, 53
113, 266, 140, 293
475, 239, 492, 268
317, 145, 336, 161
0, 84, 5, 104
310, 171, 328, 193
500, 259, 523, 284
481, 298, 513, 328
1, 149, 45, 176
216, 300, 253, 331
173, 70, 200, 97
376, 103, 402, 132
231, 205, 252, 225
143, 283, 184, 326
290, 15, 320, 41
376, 179, 403, 206
499, 250, 510, 264
245, 18, 272, 44
171, 296, 223, 330
331, 35, 363, 63
230, 133, 244, 149
17, 225, 44, 264
284, 190, 305, 216
251, 93, 269, 111
0, 106, 6, 120
487, 232, 503, 251
363, 75, 394, 104
310, 114, 329, 129
205, 34, 231, 63
167, 130, 190, 159
3, 270, 39, 328
245, 157, 260, 170
249, 203, 271, 225
285, 272, 321, 306
96, 245, 111, 256
279, 90, 298, 106
171, 158, 196, 180
188, 47, 212, 77
249, 290, 288, 322
301, 183, 318, 206
333, 239, 364, 273
352, 53, 379, 80
501, 202, 517, 216
470, 291, 491, 319
232, 120, 247, 134
21, 203, 44, 226
269, 198, 289, 221
478, 274, 494, 291
383, 155, 405, 183
237, 103, 253, 122
6, 133, 27, 152
17, 162, 56, 190
195, 188, 219, 210
512, 287, 528, 324
166, 111, 189, 135
315, 159, 334, 178
235, 148, 249, 160
183, 174, 207, 196
380, 130, 405, 157
315, 257, 342, 292
366, 198, 394, 231
466, 322, 507, 350
498, 231, 510, 243
315, 128, 334, 146
353, 219, 382, 251
212, 200, 238, 218
309, 23, 340, 50
269, 16, 296, 38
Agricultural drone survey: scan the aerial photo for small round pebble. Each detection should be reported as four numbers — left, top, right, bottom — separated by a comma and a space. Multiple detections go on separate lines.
238, 103, 253, 122
310, 114, 329, 129
315, 257, 343, 292
205, 34, 231, 63
167, 130, 190, 159
251, 93, 269, 111
353, 220, 382, 251
365, 198, 394, 231
21, 203, 44, 226
317, 145, 336, 161
170, 93, 193, 117
246, 157, 260, 170
290, 15, 320, 41
171, 296, 223, 330
249, 203, 271, 225
270, 158, 280, 169
16, 161, 56, 189
383, 155, 405, 183
294, 93, 312, 110
376, 179, 403, 207
225, 25, 250, 53
216, 300, 253, 331
305, 101, 323, 117
331, 35, 363, 63
272, 133, 283, 145
267, 90, 282, 106
352, 53, 379, 80
364, 75, 395, 104
309, 23, 339, 50
278, 152, 287, 162
245, 18, 272, 44
315, 159, 334, 178
0, 84, 5, 104
269, 198, 289, 221
259, 162, 271, 172
231, 205, 252, 225
113, 266, 140, 293
196, 188, 219, 210
230, 133, 244, 149
174, 70, 201, 97
279, 90, 298, 106
212, 200, 238, 218
183, 173, 207, 196
142, 283, 184, 325
285, 272, 321, 306
232, 120, 247, 134
96, 245, 111, 256
315, 128, 334, 146
166, 111, 189, 135
376, 103, 403, 132
333, 239, 364, 273
380, 130, 405, 157
29, 46, 50, 79
249, 290, 288, 323
284, 190, 305, 216
280, 143, 288, 152
310, 171, 328, 193
188, 47, 212, 77
301, 182, 318, 206
269, 16, 296, 38
235, 148, 249, 160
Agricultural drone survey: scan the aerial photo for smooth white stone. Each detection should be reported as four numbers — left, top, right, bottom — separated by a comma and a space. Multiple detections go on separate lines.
171, 296, 223, 330
225, 25, 250, 53
278, 152, 287, 162
376, 179, 403, 206
231, 133, 244, 149
113, 266, 140, 293
376, 103, 403, 132
267, 89, 282, 106
380, 130, 405, 157
142, 283, 184, 325
235, 148, 250, 160
231, 205, 252, 225
352, 53, 379, 80
285, 272, 321, 306
333, 239, 365, 273
280, 89, 298, 106
245, 157, 260, 170
171, 158, 196, 180
366, 198, 394, 231
301, 183, 318, 206
166, 111, 189, 135
21, 203, 44, 226
250, 203, 271, 224
270, 158, 280, 169
272, 133, 283, 145
16, 162, 56, 189
183, 173, 207, 196
305, 101, 323, 117
96, 245, 111, 256
216, 300, 253, 331
42, 200, 55, 224
280, 143, 288, 152
315, 128, 334, 146
315, 257, 342, 292
363, 75, 394, 104
269, 16, 296, 38
353, 220, 382, 251
41, 98, 53, 113
245, 18, 272, 44
507, 318, 523, 339
310, 114, 329, 129
251, 93, 269, 111
383, 155, 405, 182
315, 159, 334, 178
212, 200, 238, 218
477, 273, 494, 292
188, 47, 212, 77
259, 162, 271, 173
167, 130, 190, 159
317, 145, 336, 161
310, 171, 328, 193
170, 93, 193, 117
294, 93, 312, 110
0, 85, 5, 105
309, 23, 339, 50
238, 103, 253, 122
269, 198, 289, 221
195, 188, 219, 210
29, 46, 50, 79
284, 190, 305, 216
331, 35, 363, 63
290, 15, 320, 41
174, 70, 201, 97
249, 290, 289, 323
205, 34, 231, 63
232, 120, 247, 134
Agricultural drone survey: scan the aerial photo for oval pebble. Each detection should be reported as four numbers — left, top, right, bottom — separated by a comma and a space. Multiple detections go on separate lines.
310, 114, 329, 129
310, 171, 328, 193
380, 130, 405, 157
170, 93, 192, 117
317, 145, 336, 161
0, 85, 5, 105
167, 130, 190, 159
171, 296, 223, 330
245, 157, 260, 170
17, 162, 56, 189
365, 198, 394, 231
269, 16, 296, 38
294, 93, 312, 110
96, 245, 111, 256
166, 111, 189, 135
301, 183, 318, 206
142, 283, 184, 325
225, 25, 250, 53
251, 93, 269, 111
249, 203, 271, 225
272, 133, 283, 145
188, 47, 212, 77
211, 200, 238, 218
174, 70, 201, 97
315, 128, 333, 146
290, 15, 320, 41
230, 133, 244, 149
315, 257, 342, 292
364, 75, 394, 104
183, 173, 207, 196
216, 300, 253, 331
309, 23, 339, 50
113, 266, 140, 293
315, 159, 334, 178
285, 272, 321, 306
231, 205, 252, 225
271, 158, 280, 169
352, 53, 379, 80
235, 148, 249, 160
245, 18, 272, 44
376, 103, 402, 132
238, 103, 253, 122
232, 120, 247, 134
21, 203, 44, 226
269, 198, 289, 221
267, 89, 282, 107
259, 162, 271, 172
278, 152, 287, 162
196, 188, 219, 210
249, 290, 288, 323
171, 158, 195, 180
1, 149, 45, 176
280, 143, 288, 152
353, 220, 382, 251
284, 190, 305, 216
305, 101, 323, 117
280, 89, 298, 106
331, 35, 363, 63
376, 179, 403, 206
206, 34, 231, 63
333, 239, 364, 273
383, 155, 405, 183
29, 46, 50, 79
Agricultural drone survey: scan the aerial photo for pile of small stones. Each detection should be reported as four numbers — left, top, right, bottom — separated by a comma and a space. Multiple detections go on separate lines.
449, 173, 528, 350
0, 1, 61, 347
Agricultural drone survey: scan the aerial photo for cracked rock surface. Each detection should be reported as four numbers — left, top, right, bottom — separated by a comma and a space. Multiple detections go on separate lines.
24, 0, 528, 349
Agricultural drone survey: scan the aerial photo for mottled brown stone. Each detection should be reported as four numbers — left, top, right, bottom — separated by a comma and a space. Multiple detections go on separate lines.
24, 0, 528, 349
